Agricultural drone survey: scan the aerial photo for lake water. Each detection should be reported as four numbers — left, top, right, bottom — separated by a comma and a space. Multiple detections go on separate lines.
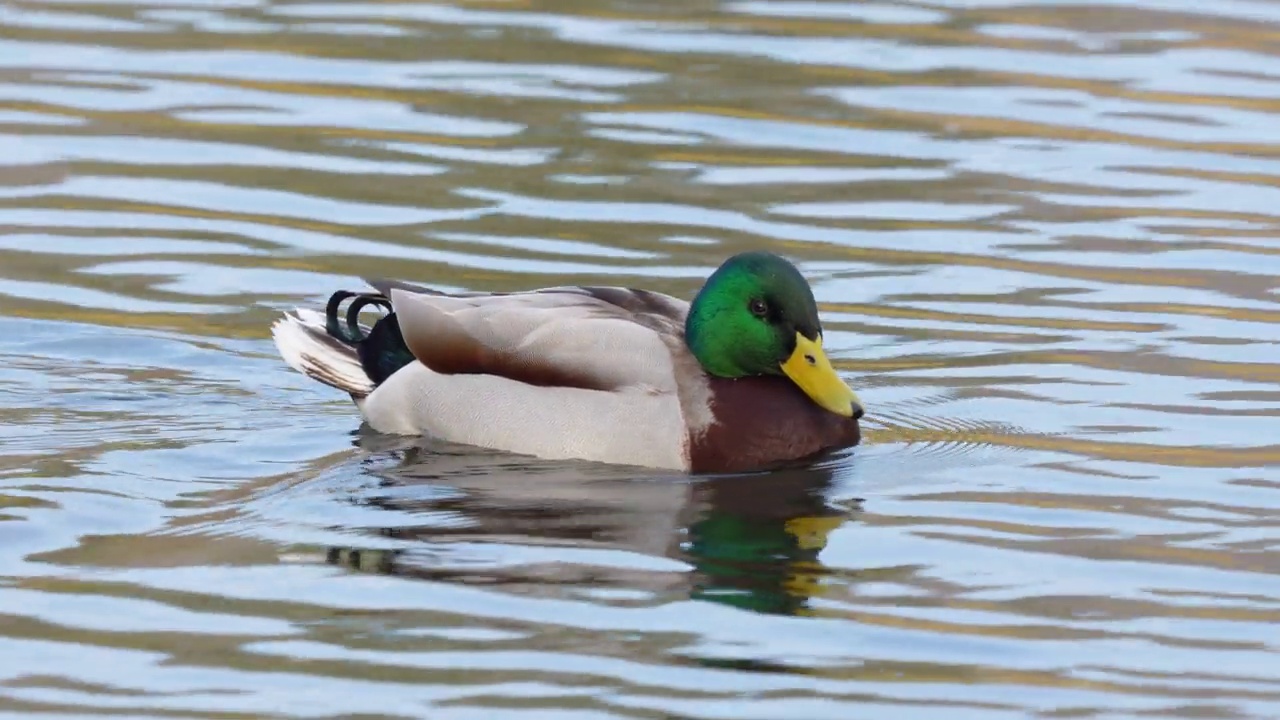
1, 0, 1279, 718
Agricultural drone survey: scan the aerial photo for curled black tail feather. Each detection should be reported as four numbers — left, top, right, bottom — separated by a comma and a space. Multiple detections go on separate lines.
324, 291, 416, 386
325, 290, 392, 343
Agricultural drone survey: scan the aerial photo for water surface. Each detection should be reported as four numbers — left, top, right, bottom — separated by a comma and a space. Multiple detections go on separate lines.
1, 0, 1279, 718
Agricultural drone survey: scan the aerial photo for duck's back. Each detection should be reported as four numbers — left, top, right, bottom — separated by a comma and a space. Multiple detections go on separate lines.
344, 283, 705, 470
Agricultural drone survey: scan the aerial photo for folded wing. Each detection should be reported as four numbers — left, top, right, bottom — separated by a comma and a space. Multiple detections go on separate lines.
386, 285, 689, 394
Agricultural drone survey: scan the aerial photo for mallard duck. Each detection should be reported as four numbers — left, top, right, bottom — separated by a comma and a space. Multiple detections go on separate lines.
271, 251, 864, 473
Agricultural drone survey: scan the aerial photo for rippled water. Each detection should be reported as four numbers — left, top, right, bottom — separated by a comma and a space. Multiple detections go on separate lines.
2, 0, 1279, 717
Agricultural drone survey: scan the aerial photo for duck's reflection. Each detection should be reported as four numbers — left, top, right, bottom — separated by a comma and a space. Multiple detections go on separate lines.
324, 434, 859, 617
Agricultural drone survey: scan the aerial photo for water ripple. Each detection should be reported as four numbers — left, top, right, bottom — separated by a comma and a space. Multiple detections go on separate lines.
0, 0, 1277, 718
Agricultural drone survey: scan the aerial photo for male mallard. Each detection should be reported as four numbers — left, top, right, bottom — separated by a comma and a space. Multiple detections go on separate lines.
271, 251, 864, 473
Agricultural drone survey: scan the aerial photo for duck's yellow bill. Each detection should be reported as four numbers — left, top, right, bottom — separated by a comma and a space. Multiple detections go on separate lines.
780, 333, 863, 418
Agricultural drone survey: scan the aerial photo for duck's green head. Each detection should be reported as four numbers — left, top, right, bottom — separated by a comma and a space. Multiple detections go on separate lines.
685, 251, 864, 419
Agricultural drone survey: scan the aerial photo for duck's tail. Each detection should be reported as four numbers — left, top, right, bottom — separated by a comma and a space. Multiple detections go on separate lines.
272, 307, 376, 398
272, 290, 420, 398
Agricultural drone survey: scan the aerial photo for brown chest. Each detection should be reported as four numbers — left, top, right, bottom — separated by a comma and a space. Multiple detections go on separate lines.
687, 375, 861, 474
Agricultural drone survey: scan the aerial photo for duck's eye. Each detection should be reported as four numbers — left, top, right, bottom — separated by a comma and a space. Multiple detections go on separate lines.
748, 298, 768, 317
